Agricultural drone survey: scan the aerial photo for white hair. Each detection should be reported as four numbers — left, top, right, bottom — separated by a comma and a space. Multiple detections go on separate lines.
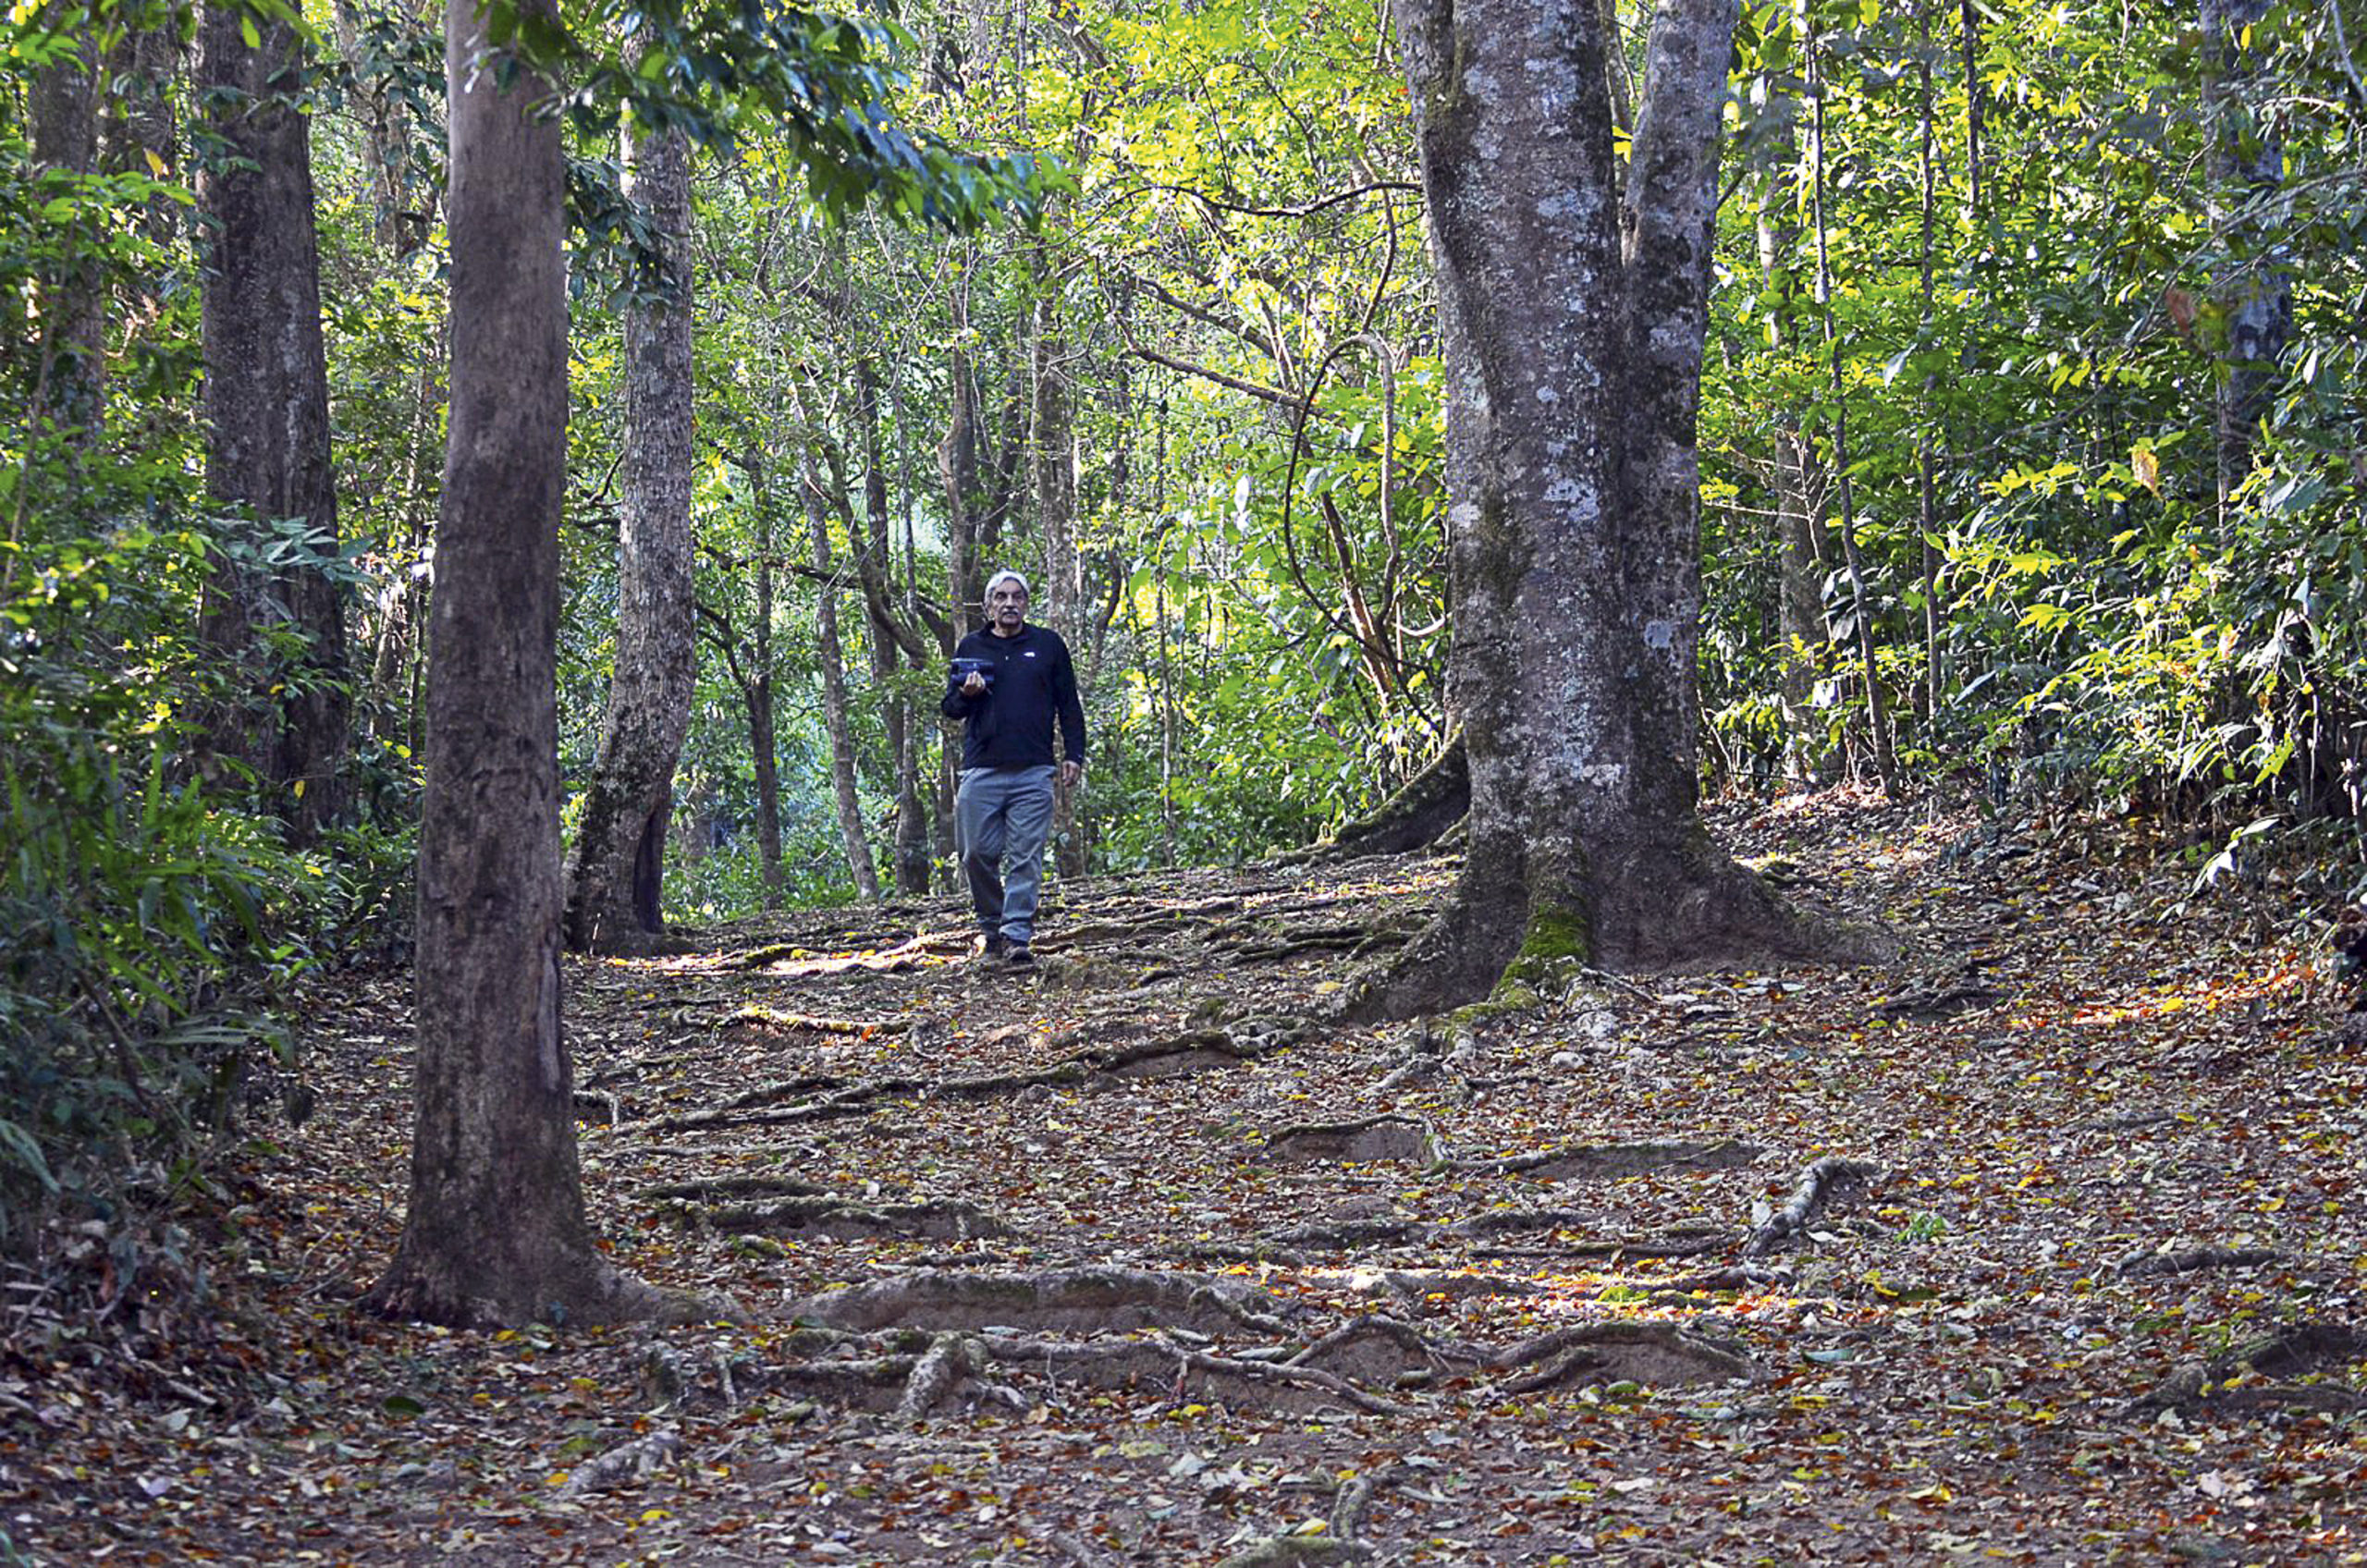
984, 570, 1030, 598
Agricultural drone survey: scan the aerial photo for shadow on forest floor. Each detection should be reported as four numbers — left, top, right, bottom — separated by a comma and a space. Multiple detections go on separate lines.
8, 788, 2365, 1563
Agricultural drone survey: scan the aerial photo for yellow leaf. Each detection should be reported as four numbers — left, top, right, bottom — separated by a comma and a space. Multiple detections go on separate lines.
144, 148, 166, 178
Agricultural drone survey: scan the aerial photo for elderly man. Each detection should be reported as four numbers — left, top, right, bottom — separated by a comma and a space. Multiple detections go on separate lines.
939, 570, 1086, 965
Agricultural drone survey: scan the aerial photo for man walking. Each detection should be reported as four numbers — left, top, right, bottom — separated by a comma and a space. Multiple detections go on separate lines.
940, 570, 1086, 965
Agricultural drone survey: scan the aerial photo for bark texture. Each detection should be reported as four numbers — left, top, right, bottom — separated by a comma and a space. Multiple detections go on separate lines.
365, 0, 691, 1329
1353, 0, 1847, 1017
562, 121, 698, 952
29, 29, 103, 444
2201, 0, 2289, 512
195, 0, 350, 842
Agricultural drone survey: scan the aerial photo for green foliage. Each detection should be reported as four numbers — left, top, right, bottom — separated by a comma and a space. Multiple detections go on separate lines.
0, 523, 313, 1245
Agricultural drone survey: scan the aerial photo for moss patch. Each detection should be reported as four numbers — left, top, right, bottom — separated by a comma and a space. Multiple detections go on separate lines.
1499, 903, 1592, 994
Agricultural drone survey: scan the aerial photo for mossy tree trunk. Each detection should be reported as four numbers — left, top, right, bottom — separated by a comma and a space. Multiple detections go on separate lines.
1352, 0, 1840, 1018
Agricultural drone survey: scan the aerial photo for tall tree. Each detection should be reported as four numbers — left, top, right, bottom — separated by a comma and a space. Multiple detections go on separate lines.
2201, 0, 2289, 514
563, 117, 698, 952
799, 445, 882, 903
195, 0, 351, 842
365, 0, 691, 1327
27, 21, 101, 447
1353, 0, 1854, 1015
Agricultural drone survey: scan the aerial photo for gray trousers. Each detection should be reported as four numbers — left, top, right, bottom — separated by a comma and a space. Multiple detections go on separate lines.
954, 766, 1057, 942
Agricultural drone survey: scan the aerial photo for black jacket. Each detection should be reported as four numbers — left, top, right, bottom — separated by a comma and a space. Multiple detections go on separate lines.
939, 623, 1087, 772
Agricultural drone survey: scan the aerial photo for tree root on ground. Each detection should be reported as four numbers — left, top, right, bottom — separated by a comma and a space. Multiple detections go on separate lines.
1282, 1315, 1480, 1388
1260, 1114, 1442, 1166
1487, 1321, 1755, 1393
1269, 734, 1466, 868
763, 1328, 1416, 1421
1250, 1209, 1726, 1259
1231, 930, 1413, 964
657, 1194, 1012, 1242
1744, 1157, 1880, 1256
558, 1427, 681, 1495
2113, 1243, 2284, 1278
718, 1007, 909, 1037
626, 1020, 1318, 1134
1453, 1138, 1763, 1180
2133, 1322, 2367, 1418
638, 1173, 830, 1203
790, 1266, 1293, 1337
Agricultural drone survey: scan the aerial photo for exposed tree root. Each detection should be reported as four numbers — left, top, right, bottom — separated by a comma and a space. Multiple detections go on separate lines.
638, 1173, 829, 1203
1625, 1263, 1794, 1296
718, 1007, 908, 1036
1000, 1335, 1417, 1417
559, 1427, 681, 1495
1487, 1321, 1755, 1391
1232, 929, 1412, 964
1343, 1269, 1547, 1305
2135, 1322, 2367, 1418
2113, 1243, 2284, 1278
362, 1250, 731, 1331
731, 933, 959, 974
1453, 1138, 1762, 1180
628, 1021, 1317, 1134
1261, 1114, 1442, 1166
1214, 1536, 1373, 1566
1259, 1211, 1725, 1260
1744, 1157, 1880, 1257
659, 1195, 1012, 1242
1272, 735, 1468, 867
790, 1267, 1292, 1337
1284, 1316, 1480, 1388
1266, 1219, 1427, 1251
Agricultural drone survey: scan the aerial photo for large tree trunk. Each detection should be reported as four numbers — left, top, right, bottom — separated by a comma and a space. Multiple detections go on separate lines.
195, 0, 351, 844
562, 120, 698, 952
1351, 0, 1848, 1019
364, 0, 693, 1329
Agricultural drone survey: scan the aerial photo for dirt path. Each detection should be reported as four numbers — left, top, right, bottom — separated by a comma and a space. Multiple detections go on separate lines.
6, 790, 2363, 1564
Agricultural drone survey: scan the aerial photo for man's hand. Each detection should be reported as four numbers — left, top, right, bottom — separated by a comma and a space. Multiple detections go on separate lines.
962, 671, 987, 695
1060, 760, 1083, 790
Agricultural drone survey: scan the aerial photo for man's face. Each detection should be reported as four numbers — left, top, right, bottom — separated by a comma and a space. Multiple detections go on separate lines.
987, 581, 1027, 632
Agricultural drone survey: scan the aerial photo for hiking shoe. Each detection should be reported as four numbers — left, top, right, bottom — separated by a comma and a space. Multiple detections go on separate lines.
975, 933, 1008, 962
1004, 942, 1034, 967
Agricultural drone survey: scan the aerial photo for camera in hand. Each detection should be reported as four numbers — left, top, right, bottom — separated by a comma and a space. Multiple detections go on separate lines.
950, 655, 994, 690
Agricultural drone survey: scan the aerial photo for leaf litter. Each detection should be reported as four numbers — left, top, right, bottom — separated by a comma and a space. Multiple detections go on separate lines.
5, 789, 2364, 1563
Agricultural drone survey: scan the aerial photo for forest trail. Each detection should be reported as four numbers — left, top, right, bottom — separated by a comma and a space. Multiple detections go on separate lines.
11, 790, 2365, 1564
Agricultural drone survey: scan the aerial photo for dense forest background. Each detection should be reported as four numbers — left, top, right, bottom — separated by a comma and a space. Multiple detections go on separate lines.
4, 0, 2363, 1234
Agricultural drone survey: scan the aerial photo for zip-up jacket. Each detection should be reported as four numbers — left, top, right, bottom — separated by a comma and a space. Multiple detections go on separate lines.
939, 622, 1087, 773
